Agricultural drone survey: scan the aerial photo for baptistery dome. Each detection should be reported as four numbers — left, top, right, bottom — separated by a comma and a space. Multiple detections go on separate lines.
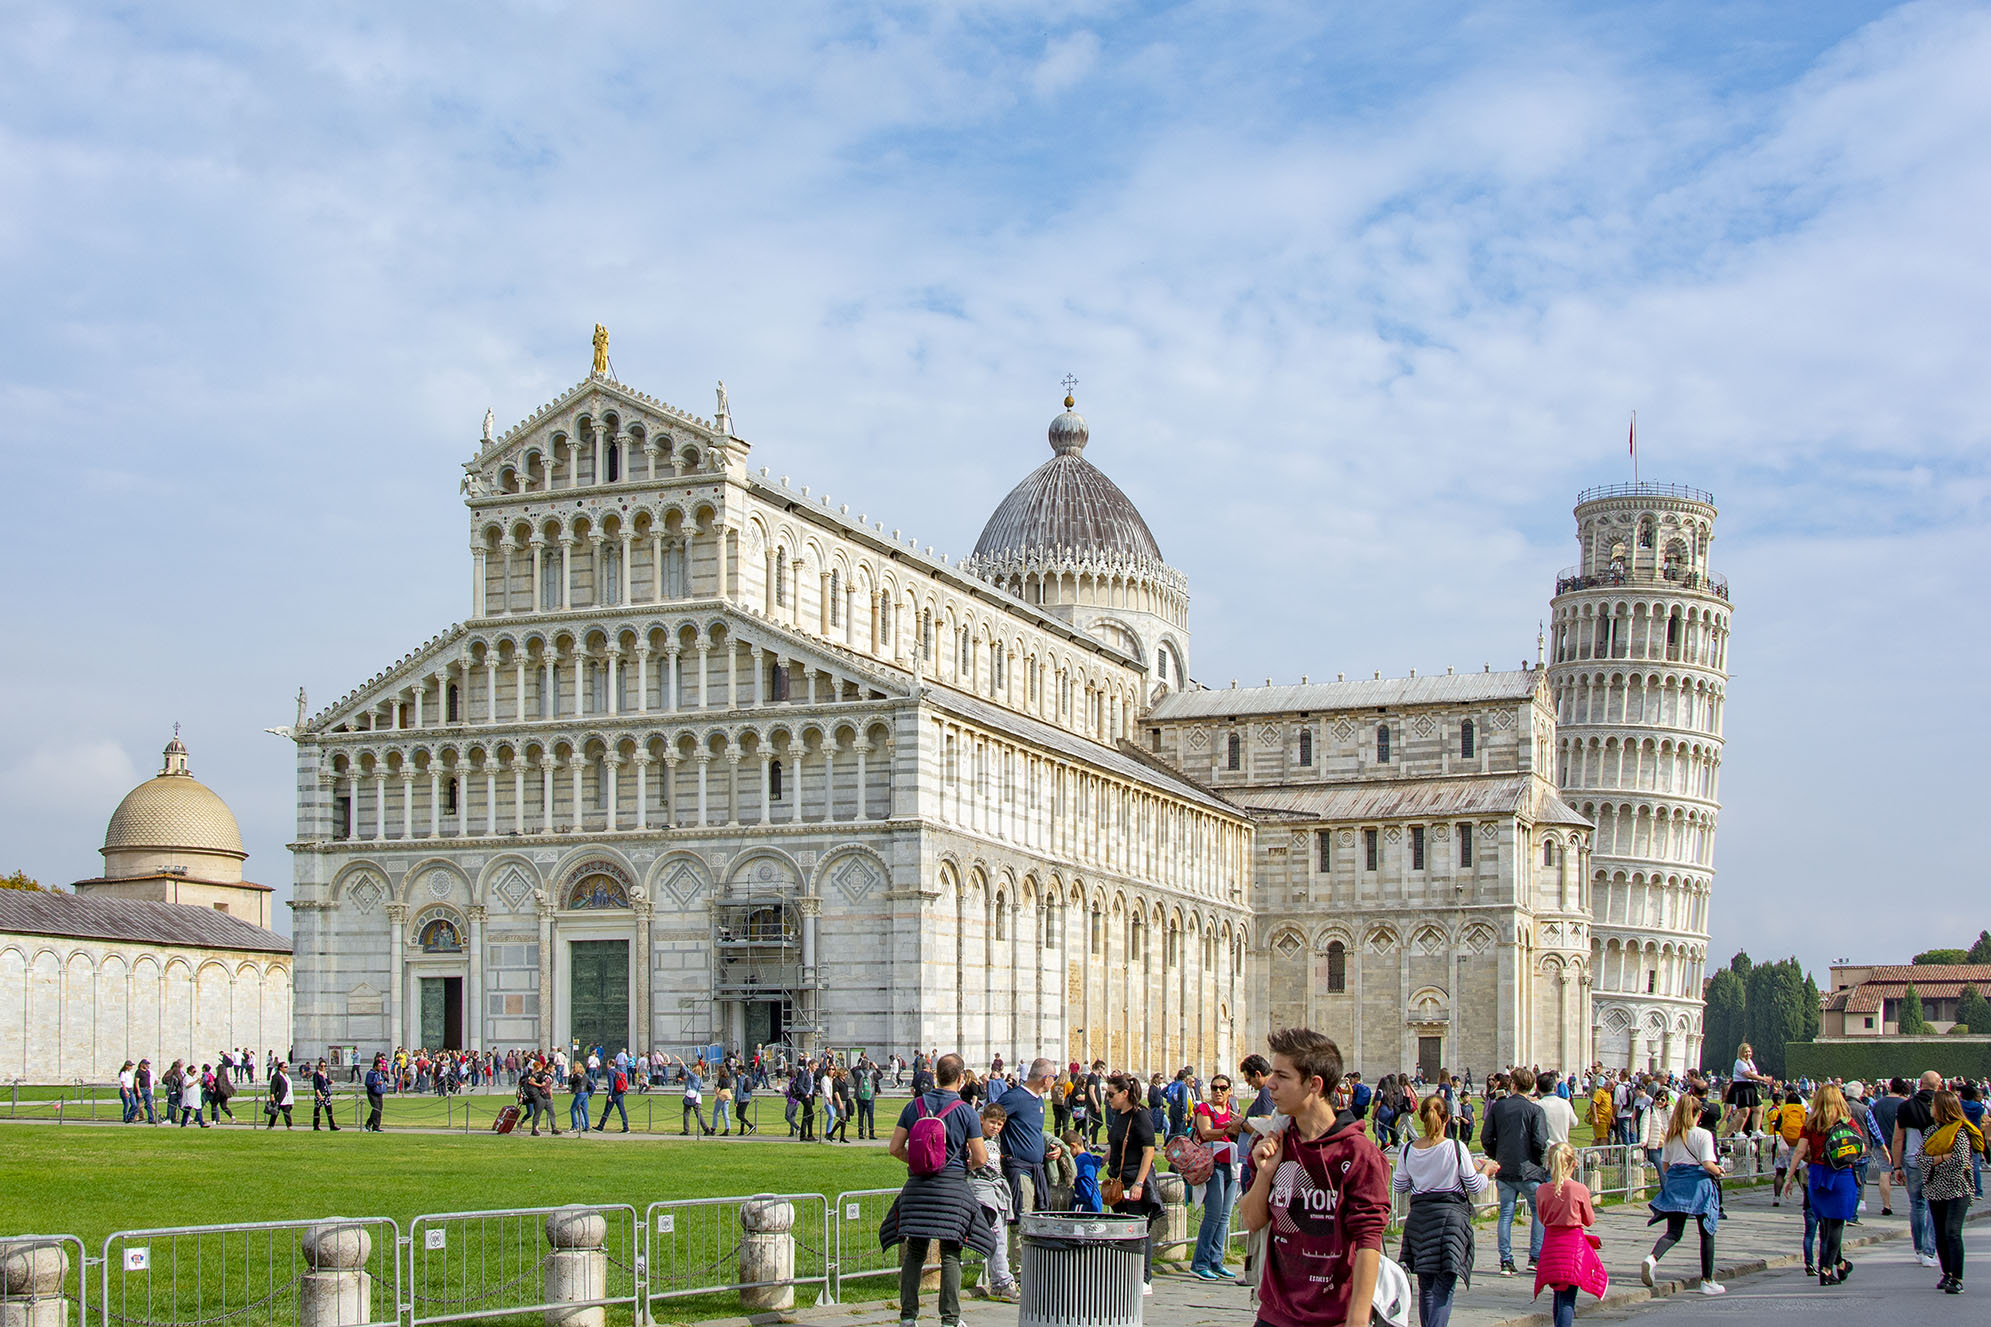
972, 399, 1165, 564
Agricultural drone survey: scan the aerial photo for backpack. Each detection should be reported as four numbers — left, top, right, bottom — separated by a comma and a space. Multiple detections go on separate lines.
613, 1070, 628, 1095
1165, 1132, 1215, 1185
1823, 1120, 1866, 1170
908, 1095, 967, 1176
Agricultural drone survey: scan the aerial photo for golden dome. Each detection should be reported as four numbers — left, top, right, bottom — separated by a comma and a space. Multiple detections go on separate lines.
102, 737, 246, 860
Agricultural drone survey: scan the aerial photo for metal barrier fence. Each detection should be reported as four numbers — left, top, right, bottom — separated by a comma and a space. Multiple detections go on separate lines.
2, 1233, 89, 1327
403, 1205, 638, 1327
831, 1188, 991, 1295
644, 1194, 833, 1309
101, 1218, 399, 1327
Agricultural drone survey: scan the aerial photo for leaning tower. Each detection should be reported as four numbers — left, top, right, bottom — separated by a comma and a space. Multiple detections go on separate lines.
1548, 483, 1731, 1074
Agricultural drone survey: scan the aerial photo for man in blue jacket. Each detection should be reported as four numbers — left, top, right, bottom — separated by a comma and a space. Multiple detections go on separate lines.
995, 1058, 1055, 1216
363, 1054, 390, 1132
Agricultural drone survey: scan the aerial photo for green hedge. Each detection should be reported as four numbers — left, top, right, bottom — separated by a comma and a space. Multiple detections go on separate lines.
1787, 1039, 1991, 1083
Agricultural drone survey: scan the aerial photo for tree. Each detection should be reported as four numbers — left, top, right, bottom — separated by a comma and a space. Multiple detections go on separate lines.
1729, 951, 1753, 979
1, 870, 51, 892
1898, 983, 1931, 1035
1969, 931, 1991, 965
1915, 948, 1970, 966
1745, 959, 1808, 1078
1801, 971, 1823, 1043
1954, 984, 1991, 1035
1702, 968, 1747, 1071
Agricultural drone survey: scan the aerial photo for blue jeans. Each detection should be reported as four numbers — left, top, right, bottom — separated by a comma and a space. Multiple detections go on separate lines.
1496, 1178, 1544, 1265
1904, 1161, 1933, 1258
1417, 1273, 1458, 1327
1192, 1166, 1236, 1273
1550, 1285, 1576, 1327
570, 1092, 591, 1132
1803, 1192, 1818, 1265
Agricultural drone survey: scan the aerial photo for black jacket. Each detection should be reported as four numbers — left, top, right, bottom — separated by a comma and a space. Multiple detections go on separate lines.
1480, 1093, 1548, 1183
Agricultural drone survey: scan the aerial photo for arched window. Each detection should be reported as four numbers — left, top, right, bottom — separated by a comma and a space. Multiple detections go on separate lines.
1090, 905, 1103, 955
1226, 733, 1241, 771
1326, 940, 1347, 993
1460, 719, 1475, 759
770, 661, 790, 701
1130, 917, 1145, 961
443, 777, 459, 815
1543, 838, 1556, 867
921, 610, 934, 661
566, 872, 630, 909
419, 917, 463, 952
994, 893, 1007, 941
606, 443, 620, 482
1043, 900, 1060, 950
1376, 725, 1391, 763
446, 683, 460, 723
1316, 830, 1331, 872
775, 553, 787, 606
1156, 648, 1168, 682
769, 760, 784, 799
1299, 729, 1313, 766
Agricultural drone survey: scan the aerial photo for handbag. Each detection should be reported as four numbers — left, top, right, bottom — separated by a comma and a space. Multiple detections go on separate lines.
1101, 1177, 1126, 1206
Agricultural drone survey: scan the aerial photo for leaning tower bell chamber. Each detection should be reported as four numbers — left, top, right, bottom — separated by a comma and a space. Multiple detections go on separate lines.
1549, 483, 1731, 1074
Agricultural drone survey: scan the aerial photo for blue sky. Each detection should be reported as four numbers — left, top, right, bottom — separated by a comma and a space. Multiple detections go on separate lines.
3, 2, 1987, 980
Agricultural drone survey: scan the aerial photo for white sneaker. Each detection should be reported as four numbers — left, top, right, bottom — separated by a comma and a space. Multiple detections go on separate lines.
1641, 1256, 1656, 1287
1858, 1200, 1868, 1214
1700, 1281, 1725, 1296
1141, 1284, 1153, 1297
1919, 1253, 1940, 1268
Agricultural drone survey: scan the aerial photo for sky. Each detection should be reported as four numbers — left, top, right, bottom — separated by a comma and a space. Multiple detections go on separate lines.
2, 2, 1987, 982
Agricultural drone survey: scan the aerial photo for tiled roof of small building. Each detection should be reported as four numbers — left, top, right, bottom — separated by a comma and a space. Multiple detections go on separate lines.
0, 891, 289, 954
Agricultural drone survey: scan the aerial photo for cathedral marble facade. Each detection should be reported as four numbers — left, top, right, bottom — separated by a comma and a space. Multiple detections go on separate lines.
288, 361, 1725, 1076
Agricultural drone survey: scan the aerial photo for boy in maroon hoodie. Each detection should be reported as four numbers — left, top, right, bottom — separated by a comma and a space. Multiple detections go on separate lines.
1241, 1028, 1390, 1327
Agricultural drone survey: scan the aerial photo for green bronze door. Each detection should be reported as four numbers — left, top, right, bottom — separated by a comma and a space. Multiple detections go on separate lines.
569, 940, 630, 1052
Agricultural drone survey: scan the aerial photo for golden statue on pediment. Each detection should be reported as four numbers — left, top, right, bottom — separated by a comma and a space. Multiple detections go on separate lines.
591, 323, 610, 376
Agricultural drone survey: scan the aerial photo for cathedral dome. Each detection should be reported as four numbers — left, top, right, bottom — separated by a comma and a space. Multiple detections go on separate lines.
103, 736, 246, 861
972, 399, 1165, 564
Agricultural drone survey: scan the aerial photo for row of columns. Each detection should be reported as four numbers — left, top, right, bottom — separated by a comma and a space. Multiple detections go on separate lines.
330, 741, 885, 841
1559, 738, 1719, 800
1556, 675, 1723, 735
477, 530, 704, 618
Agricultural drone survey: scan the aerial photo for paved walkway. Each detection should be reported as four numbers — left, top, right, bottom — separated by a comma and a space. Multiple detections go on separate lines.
756, 1184, 1985, 1327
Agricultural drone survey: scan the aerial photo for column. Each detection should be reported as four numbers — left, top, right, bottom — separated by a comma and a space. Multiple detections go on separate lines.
620, 532, 633, 605
632, 754, 650, 830
604, 755, 619, 832
484, 768, 498, 836
516, 660, 528, 722
400, 774, 415, 839
661, 754, 679, 827
825, 742, 840, 824
541, 757, 557, 832
715, 523, 730, 599
633, 896, 653, 1051
372, 773, 387, 840
664, 649, 680, 713
727, 641, 738, 710
695, 754, 711, 827
466, 905, 486, 1049
428, 771, 441, 837
643, 442, 658, 485
759, 752, 773, 825
414, 683, 425, 729
855, 743, 868, 820
559, 537, 573, 610
513, 762, 526, 833
588, 537, 604, 607
472, 546, 487, 617
650, 531, 664, 601
570, 759, 585, 832
696, 643, 711, 709
749, 647, 764, 706
607, 651, 620, 716
531, 539, 546, 610
499, 539, 516, 614
537, 901, 556, 1049
386, 904, 407, 1050
726, 752, 742, 825
798, 895, 821, 1052
635, 648, 650, 713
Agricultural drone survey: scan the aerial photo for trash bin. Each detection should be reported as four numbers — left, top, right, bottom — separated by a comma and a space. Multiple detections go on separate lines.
1017, 1212, 1148, 1327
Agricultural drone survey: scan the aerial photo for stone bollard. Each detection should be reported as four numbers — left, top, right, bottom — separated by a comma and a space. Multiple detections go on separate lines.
1151, 1172, 1190, 1259
300, 1223, 372, 1327
0, 1240, 68, 1327
543, 1208, 608, 1327
738, 1198, 796, 1311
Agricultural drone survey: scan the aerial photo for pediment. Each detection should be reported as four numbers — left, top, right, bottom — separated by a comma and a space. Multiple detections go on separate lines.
471, 376, 731, 485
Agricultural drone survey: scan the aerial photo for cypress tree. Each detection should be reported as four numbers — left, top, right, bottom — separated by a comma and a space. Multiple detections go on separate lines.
1801, 971, 1822, 1042
1898, 983, 1930, 1035
1702, 968, 1747, 1071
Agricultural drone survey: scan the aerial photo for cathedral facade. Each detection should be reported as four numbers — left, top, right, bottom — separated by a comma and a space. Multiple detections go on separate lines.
288, 358, 1725, 1076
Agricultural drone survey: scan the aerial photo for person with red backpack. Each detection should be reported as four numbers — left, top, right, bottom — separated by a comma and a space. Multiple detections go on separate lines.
880, 1053, 996, 1327
595, 1062, 631, 1132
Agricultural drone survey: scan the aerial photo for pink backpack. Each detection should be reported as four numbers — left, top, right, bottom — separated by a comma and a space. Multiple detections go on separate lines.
908, 1096, 967, 1175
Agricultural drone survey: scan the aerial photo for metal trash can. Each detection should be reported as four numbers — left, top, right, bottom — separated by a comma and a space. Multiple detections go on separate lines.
1018, 1212, 1148, 1327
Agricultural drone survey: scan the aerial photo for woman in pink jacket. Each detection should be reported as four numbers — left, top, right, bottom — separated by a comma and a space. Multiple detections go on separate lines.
1533, 1143, 1608, 1327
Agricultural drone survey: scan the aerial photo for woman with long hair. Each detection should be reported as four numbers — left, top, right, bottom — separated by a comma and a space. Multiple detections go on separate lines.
1532, 1143, 1607, 1327
1788, 1083, 1860, 1285
1918, 1089, 1985, 1293
1395, 1093, 1496, 1327
1641, 1091, 1725, 1295
1103, 1073, 1162, 1295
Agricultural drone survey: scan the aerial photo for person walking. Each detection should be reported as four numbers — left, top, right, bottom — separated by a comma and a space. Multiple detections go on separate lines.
831, 1066, 855, 1142
1481, 1065, 1550, 1276
211, 1062, 238, 1124
880, 1053, 997, 1327
567, 1062, 592, 1134
712, 1069, 734, 1136
855, 1059, 880, 1140
681, 1061, 714, 1136
794, 1058, 817, 1141
1870, 1078, 1907, 1215
1395, 1093, 1496, 1324
527, 1061, 561, 1136
364, 1054, 389, 1132
595, 1061, 631, 1133
1240, 1028, 1391, 1327
1189, 1072, 1246, 1280
1640, 1091, 1725, 1295
1787, 1082, 1860, 1286
135, 1059, 157, 1124
1532, 1143, 1607, 1327
264, 1060, 295, 1128
1918, 1089, 1983, 1293
735, 1070, 757, 1135
1892, 1070, 1945, 1269
311, 1060, 342, 1130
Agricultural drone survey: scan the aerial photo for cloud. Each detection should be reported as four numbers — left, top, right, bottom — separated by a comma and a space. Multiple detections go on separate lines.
1032, 30, 1100, 101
